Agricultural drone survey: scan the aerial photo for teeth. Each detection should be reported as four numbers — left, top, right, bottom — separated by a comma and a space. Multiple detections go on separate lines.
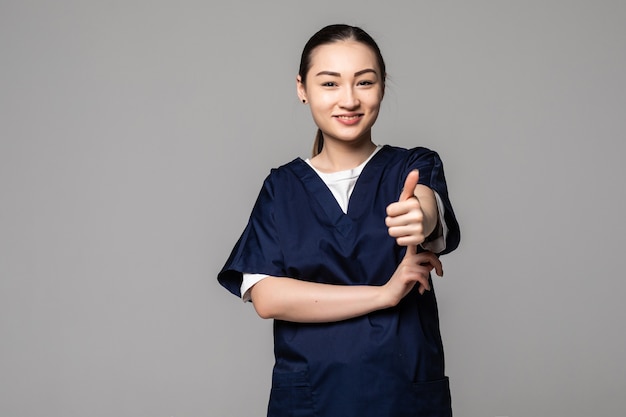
338, 115, 359, 119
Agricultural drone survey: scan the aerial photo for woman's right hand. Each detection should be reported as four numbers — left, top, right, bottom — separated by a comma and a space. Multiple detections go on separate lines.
382, 246, 443, 307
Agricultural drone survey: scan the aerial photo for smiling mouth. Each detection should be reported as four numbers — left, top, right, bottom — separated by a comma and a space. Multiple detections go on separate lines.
335, 115, 363, 120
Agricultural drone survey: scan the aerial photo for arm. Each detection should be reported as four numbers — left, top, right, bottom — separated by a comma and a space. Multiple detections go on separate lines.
249, 249, 442, 323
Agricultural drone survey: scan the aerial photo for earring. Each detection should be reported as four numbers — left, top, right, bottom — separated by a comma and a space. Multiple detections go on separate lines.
302, 99, 306, 104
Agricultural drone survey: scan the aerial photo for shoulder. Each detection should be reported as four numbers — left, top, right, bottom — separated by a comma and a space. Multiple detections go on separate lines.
380, 145, 442, 168
265, 157, 307, 181
383, 144, 438, 158
275, 157, 307, 172
259, 157, 309, 194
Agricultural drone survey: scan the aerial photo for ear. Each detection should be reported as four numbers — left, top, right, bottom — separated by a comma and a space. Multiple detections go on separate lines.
296, 75, 307, 103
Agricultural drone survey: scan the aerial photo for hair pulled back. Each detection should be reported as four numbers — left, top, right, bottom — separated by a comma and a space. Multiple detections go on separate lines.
299, 24, 386, 157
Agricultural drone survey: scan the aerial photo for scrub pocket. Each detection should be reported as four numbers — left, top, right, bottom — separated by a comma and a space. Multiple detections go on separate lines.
411, 376, 452, 417
267, 370, 316, 417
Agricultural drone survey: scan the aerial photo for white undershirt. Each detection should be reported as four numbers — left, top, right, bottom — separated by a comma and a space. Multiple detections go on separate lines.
240, 145, 448, 302
310, 145, 382, 213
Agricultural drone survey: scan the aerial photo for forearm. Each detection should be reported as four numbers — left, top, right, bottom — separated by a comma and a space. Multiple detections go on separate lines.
249, 277, 391, 323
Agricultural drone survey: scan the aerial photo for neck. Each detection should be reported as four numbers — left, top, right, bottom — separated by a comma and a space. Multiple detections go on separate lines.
311, 136, 377, 173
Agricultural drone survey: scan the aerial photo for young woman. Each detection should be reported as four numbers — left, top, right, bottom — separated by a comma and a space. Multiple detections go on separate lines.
218, 24, 460, 417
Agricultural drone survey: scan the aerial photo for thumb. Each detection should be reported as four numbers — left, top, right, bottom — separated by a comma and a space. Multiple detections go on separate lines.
399, 169, 419, 202
402, 244, 418, 260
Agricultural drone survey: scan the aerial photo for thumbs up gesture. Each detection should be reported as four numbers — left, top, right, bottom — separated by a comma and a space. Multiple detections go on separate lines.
385, 169, 427, 247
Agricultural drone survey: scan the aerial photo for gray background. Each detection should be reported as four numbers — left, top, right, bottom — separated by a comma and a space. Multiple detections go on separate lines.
1, 1, 625, 416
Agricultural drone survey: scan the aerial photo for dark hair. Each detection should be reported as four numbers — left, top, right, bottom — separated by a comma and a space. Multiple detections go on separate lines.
299, 24, 386, 156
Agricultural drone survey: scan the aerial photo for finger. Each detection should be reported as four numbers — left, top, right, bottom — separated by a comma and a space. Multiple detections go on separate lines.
428, 257, 443, 277
387, 222, 425, 239
401, 265, 431, 294
415, 269, 431, 293
394, 234, 426, 247
386, 198, 421, 219
402, 244, 418, 260
417, 252, 443, 277
399, 169, 420, 202
418, 284, 426, 295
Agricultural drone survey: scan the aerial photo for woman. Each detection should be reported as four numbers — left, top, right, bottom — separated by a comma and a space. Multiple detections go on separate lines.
218, 24, 460, 417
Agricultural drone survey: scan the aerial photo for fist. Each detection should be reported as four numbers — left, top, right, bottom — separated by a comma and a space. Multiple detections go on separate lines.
385, 170, 426, 246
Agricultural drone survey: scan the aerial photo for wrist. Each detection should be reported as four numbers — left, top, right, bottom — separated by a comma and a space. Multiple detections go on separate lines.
378, 283, 398, 309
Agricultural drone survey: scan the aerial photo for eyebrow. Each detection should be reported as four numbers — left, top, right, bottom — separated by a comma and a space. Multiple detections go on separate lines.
315, 68, 378, 77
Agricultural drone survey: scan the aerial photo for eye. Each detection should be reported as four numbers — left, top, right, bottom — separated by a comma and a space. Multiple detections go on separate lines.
357, 80, 374, 86
321, 81, 337, 87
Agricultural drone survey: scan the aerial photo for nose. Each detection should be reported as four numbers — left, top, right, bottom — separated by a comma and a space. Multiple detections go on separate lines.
339, 86, 360, 109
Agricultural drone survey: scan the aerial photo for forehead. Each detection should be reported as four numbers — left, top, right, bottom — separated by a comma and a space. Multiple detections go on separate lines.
308, 40, 379, 74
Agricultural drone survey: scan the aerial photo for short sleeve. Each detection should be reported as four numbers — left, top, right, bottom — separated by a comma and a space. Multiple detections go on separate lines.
241, 273, 268, 302
403, 148, 460, 255
218, 173, 286, 297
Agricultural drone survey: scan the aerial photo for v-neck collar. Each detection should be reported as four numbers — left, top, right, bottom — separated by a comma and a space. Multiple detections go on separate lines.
287, 145, 394, 230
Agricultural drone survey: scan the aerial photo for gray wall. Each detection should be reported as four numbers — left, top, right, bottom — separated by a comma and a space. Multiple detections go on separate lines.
1, 1, 625, 416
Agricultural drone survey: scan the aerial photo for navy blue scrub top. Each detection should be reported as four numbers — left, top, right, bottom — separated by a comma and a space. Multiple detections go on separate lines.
219, 145, 460, 417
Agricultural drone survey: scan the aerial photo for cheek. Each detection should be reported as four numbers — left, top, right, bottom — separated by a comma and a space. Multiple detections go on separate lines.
309, 107, 328, 128
315, 91, 338, 106
365, 94, 383, 112
309, 95, 336, 115
357, 87, 383, 107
